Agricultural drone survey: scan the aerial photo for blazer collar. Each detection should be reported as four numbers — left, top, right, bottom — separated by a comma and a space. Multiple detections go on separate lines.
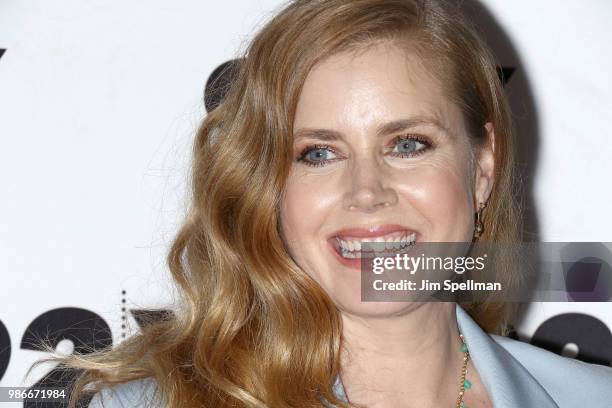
330, 304, 558, 408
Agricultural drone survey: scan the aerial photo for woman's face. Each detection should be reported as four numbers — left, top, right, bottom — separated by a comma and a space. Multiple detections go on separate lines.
280, 42, 494, 316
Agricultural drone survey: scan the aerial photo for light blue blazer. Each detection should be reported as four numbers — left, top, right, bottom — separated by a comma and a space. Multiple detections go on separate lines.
89, 304, 612, 407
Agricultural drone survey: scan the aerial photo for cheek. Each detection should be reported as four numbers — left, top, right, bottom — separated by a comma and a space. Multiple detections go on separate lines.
282, 177, 325, 236
279, 172, 340, 262
395, 161, 474, 241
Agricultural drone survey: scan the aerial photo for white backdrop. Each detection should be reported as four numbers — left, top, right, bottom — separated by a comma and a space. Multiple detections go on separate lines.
1, 0, 611, 401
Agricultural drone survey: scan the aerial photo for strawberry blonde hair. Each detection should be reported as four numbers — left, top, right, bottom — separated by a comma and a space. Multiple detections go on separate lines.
41, 1, 522, 406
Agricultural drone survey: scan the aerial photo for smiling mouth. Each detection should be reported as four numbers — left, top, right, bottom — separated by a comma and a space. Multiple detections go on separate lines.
331, 230, 418, 259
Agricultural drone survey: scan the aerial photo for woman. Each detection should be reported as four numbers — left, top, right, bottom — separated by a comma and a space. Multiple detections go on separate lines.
50, 0, 612, 407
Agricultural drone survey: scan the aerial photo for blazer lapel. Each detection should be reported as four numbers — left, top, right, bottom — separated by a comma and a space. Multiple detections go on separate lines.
454, 304, 558, 408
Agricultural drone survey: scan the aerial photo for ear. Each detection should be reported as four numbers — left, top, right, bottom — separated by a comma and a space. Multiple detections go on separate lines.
473, 122, 495, 206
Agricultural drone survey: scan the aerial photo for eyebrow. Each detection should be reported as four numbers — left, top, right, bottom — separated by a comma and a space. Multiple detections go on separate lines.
293, 115, 452, 141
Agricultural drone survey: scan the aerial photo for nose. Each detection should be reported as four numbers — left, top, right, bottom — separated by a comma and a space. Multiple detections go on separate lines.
342, 159, 398, 213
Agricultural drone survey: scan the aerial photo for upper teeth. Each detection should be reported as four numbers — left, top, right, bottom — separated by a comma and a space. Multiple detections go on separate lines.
337, 233, 417, 253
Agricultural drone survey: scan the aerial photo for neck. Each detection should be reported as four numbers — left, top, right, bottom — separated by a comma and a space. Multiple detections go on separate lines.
338, 303, 463, 408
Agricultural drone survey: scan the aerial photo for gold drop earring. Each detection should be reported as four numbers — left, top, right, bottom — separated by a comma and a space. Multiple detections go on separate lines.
473, 201, 487, 239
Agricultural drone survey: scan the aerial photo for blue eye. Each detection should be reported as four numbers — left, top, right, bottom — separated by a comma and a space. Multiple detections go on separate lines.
298, 145, 338, 167
391, 135, 430, 157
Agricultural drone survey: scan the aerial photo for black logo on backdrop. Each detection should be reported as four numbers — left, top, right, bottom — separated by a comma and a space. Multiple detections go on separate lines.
0, 320, 9, 381
204, 59, 242, 113
0, 308, 110, 407
532, 313, 612, 366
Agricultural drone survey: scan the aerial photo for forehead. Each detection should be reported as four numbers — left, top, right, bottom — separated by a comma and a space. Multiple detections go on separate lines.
294, 42, 464, 136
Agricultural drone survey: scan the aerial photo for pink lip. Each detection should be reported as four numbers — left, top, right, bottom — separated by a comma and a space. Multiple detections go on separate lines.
329, 224, 417, 239
326, 224, 419, 270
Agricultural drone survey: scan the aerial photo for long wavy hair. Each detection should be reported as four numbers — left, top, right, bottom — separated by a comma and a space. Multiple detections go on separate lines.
40, 0, 522, 407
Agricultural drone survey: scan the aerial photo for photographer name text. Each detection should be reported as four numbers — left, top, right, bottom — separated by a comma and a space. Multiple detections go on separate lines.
372, 279, 502, 292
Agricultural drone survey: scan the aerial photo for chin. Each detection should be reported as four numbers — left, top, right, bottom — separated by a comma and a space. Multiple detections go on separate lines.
332, 294, 422, 318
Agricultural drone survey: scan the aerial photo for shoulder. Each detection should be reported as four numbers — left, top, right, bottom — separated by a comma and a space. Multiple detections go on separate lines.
88, 377, 164, 408
491, 334, 612, 403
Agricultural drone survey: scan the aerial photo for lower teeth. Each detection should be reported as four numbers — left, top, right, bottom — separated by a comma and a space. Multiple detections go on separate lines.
340, 242, 415, 259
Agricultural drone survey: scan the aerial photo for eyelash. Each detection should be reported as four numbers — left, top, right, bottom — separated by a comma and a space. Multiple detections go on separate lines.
390, 134, 432, 158
297, 144, 339, 167
296, 134, 433, 167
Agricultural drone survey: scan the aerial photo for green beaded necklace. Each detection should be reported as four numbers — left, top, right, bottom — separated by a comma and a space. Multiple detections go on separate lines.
456, 333, 472, 408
